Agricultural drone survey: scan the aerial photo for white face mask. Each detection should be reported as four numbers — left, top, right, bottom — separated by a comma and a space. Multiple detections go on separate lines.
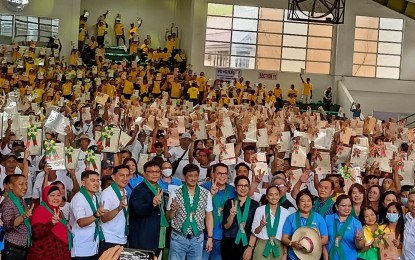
162, 169, 172, 177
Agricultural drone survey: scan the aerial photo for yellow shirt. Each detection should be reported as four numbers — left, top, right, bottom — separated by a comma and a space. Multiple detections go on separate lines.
29, 73, 36, 85
123, 80, 134, 94
12, 49, 22, 62
288, 89, 298, 98
287, 97, 296, 105
159, 67, 170, 75
114, 23, 124, 36
130, 43, 139, 55
273, 88, 282, 98
69, 53, 78, 66
166, 41, 174, 53
187, 87, 199, 99
265, 95, 276, 103
62, 82, 73, 96
171, 82, 181, 98
78, 28, 87, 41
235, 82, 243, 91
88, 41, 98, 50
303, 82, 313, 96
196, 77, 206, 91
97, 24, 106, 36
174, 53, 185, 62
129, 27, 138, 39
140, 44, 149, 53
152, 81, 161, 94
140, 84, 149, 94
34, 88, 45, 103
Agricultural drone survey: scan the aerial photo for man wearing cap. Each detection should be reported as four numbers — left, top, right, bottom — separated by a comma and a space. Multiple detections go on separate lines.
101, 160, 114, 177
0, 152, 29, 191
189, 145, 213, 183
164, 133, 192, 181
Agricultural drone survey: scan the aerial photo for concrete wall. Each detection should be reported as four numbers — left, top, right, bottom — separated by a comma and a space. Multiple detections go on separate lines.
0, 0, 81, 58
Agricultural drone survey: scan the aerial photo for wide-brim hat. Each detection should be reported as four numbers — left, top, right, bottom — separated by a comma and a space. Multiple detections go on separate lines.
292, 227, 322, 260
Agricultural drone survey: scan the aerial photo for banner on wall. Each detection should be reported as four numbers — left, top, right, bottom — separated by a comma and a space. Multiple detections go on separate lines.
259, 72, 278, 80
215, 68, 242, 81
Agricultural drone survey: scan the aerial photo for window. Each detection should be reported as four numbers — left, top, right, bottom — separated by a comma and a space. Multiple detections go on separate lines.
353, 16, 403, 79
204, 3, 333, 74
0, 15, 59, 44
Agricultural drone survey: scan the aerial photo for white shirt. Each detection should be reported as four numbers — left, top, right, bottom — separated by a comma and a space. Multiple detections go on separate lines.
32, 170, 73, 199
70, 191, 100, 257
403, 213, 415, 260
167, 185, 213, 212
61, 201, 70, 221
76, 150, 87, 184
251, 205, 290, 240
168, 146, 189, 181
0, 165, 22, 190
100, 185, 127, 244
130, 139, 147, 163
1, 146, 11, 155
192, 159, 211, 183
83, 122, 94, 138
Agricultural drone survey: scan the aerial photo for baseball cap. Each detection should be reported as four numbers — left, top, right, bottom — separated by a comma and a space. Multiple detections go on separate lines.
180, 133, 192, 139
3, 153, 17, 161
12, 140, 25, 148
101, 160, 114, 169
199, 148, 211, 156
79, 134, 90, 141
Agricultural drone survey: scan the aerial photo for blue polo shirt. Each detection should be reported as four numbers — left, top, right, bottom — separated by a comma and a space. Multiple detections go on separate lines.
325, 213, 363, 260
126, 175, 144, 198
157, 177, 183, 192
201, 181, 236, 240
282, 211, 328, 260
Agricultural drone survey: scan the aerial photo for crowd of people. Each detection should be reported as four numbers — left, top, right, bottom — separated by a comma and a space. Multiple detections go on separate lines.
0, 10, 412, 260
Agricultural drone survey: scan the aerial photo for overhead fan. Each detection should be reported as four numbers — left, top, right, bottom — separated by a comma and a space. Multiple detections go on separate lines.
295, 0, 338, 18
288, 0, 346, 24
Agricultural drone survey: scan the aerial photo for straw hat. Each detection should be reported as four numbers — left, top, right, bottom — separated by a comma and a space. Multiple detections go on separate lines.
292, 227, 322, 260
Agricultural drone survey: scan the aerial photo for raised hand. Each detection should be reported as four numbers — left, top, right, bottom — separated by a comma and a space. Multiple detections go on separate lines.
211, 178, 219, 196
170, 198, 179, 211
299, 170, 311, 183
118, 194, 128, 211
96, 201, 108, 217
230, 200, 237, 216
153, 189, 163, 206
355, 228, 363, 241
259, 214, 268, 229
51, 208, 60, 225
24, 204, 35, 219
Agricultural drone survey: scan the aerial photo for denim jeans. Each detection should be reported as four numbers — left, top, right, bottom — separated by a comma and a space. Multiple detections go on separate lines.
168, 231, 204, 260
202, 238, 222, 260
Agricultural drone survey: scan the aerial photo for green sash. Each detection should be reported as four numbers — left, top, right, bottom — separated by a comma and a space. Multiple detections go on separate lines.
329, 215, 353, 260
40, 201, 73, 250
212, 184, 229, 226
235, 197, 251, 246
263, 204, 281, 258
351, 207, 357, 218
295, 210, 315, 229
181, 185, 200, 236
79, 186, 105, 241
8, 192, 31, 246
278, 195, 287, 206
110, 182, 129, 236
143, 179, 169, 248
313, 197, 333, 216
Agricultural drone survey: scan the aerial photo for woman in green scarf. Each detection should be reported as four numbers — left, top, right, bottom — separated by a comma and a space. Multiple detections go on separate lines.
246, 185, 291, 260
222, 176, 259, 259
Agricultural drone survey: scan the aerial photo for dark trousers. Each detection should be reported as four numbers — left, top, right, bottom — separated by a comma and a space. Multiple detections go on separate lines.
116, 35, 126, 46
98, 241, 126, 257
323, 98, 331, 111
97, 36, 105, 46
3, 241, 28, 260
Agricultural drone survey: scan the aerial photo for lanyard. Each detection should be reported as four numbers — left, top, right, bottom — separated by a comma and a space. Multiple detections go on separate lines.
235, 197, 251, 246
329, 215, 353, 260
110, 182, 129, 236
295, 210, 315, 229
212, 184, 229, 226
79, 187, 104, 241
181, 185, 200, 236
263, 204, 281, 258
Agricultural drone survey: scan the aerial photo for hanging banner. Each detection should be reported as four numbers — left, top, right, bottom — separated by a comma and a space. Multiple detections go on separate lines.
259, 72, 278, 80
215, 68, 241, 81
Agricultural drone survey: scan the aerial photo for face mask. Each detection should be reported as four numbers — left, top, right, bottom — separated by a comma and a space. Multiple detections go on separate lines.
386, 213, 399, 223
230, 138, 236, 143
162, 169, 172, 177
401, 197, 408, 205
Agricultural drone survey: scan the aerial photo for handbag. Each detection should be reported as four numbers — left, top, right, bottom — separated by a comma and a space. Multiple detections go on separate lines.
171, 148, 188, 175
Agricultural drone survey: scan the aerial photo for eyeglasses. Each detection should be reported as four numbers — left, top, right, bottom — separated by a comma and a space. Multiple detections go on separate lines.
146, 170, 161, 174
237, 184, 249, 188
216, 172, 228, 176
